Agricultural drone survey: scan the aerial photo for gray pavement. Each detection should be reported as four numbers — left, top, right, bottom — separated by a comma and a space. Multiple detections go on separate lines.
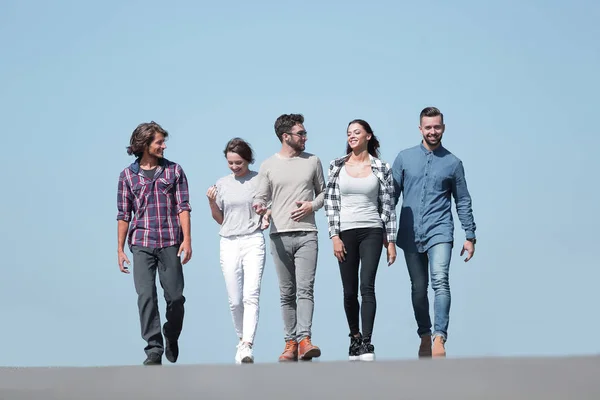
1, 355, 599, 399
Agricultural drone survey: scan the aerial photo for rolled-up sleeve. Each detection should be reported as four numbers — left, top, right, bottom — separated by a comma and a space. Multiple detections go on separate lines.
382, 163, 397, 243
324, 160, 341, 238
117, 172, 133, 222
174, 165, 192, 214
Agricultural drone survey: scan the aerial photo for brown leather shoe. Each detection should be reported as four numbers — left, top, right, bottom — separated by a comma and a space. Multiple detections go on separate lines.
278, 340, 298, 362
298, 336, 321, 360
432, 336, 446, 358
418, 335, 432, 358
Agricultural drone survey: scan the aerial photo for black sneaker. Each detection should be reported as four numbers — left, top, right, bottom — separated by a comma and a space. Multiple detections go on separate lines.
348, 333, 363, 361
165, 338, 179, 363
143, 352, 162, 366
359, 337, 375, 362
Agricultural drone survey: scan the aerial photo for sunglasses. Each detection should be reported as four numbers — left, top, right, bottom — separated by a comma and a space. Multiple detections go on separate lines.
286, 130, 308, 137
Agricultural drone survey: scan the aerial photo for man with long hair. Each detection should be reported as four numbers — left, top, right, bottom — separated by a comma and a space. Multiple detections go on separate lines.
116, 121, 192, 365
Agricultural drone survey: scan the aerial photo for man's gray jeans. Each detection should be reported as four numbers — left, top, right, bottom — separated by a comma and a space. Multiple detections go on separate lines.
269, 231, 318, 342
131, 245, 185, 356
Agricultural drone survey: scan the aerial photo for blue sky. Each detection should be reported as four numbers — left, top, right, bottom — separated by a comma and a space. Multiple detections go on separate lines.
1, 0, 598, 367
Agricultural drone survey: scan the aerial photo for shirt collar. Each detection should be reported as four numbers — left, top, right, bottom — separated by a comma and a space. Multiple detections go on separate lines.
129, 157, 166, 174
419, 141, 445, 155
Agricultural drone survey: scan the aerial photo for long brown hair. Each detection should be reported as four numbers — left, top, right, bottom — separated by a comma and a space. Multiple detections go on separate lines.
346, 119, 380, 158
126, 121, 169, 158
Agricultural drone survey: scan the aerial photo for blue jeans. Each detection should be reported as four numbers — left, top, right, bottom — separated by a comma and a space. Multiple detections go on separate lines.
403, 242, 452, 341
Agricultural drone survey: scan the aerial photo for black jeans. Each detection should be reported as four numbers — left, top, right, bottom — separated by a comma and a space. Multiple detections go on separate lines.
132, 245, 186, 356
338, 227, 383, 340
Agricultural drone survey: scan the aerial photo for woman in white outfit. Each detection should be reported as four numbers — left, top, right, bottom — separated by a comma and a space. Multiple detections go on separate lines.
206, 138, 270, 364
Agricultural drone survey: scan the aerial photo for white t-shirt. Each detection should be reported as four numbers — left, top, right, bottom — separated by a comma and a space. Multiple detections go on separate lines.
215, 171, 262, 237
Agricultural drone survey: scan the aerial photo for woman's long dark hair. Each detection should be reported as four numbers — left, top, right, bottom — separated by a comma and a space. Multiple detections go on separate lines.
346, 119, 380, 158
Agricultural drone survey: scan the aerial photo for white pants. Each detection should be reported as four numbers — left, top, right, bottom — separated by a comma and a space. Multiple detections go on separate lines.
220, 231, 266, 344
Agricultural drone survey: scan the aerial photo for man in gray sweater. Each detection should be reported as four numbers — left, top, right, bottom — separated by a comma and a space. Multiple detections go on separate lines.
253, 113, 326, 362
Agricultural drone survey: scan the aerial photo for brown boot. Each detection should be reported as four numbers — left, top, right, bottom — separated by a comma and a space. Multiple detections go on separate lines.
298, 336, 321, 360
418, 335, 432, 358
432, 336, 446, 358
278, 340, 298, 362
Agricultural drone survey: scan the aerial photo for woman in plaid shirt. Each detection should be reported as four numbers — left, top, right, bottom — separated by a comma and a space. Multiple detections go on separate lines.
324, 119, 397, 362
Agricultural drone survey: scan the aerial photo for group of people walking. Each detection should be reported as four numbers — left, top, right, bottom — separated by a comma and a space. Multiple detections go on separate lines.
116, 107, 477, 366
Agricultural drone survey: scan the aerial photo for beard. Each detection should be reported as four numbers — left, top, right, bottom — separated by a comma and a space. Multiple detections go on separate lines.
423, 134, 442, 147
285, 137, 305, 152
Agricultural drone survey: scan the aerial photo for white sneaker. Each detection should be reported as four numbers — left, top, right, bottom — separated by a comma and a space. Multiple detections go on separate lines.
359, 342, 376, 362
238, 342, 254, 364
235, 343, 243, 365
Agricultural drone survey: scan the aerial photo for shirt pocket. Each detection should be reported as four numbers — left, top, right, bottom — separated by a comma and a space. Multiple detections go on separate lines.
157, 177, 175, 195
432, 172, 452, 192
131, 181, 146, 198
131, 182, 147, 215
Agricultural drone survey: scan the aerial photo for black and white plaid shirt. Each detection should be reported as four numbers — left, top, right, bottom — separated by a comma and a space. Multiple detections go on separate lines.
324, 154, 397, 243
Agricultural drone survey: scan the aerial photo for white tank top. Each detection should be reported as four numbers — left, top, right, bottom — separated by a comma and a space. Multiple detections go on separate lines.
338, 166, 383, 232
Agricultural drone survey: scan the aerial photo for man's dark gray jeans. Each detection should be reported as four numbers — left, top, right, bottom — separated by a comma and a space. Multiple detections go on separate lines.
132, 245, 185, 356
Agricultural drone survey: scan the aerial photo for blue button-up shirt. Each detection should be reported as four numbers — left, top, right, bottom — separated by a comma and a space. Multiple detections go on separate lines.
391, 143, 476, 253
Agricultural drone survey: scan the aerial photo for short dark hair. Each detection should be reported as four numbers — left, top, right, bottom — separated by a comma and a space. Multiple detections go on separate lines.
274, 113, 304, 142
346, 119, 381, 158
224, 137, 254, 164
419, 107, 444, 124
127, 121, 169, 158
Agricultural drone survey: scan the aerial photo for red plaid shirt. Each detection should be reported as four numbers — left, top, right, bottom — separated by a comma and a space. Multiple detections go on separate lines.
117, 158, 192, 249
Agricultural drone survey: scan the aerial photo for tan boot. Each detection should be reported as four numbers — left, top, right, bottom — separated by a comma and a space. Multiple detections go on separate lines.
298, 336, 321, 360
278, 340, 298, 362
418, 335, 432, 358
432, 336, 446, 358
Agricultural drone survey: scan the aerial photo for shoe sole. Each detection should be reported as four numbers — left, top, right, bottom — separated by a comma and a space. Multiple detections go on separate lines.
241, 356, 254, 364
349, 355, 360, 361
359, 353, 375, 362
300, 348, 321, 360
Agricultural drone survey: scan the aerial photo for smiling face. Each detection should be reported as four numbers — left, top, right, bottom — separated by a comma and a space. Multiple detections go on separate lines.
347, 122, 371, 152
419, 115, 445, 149
284, 123, 308, 152
226, 151, 249, 177
144, 132, 167, 159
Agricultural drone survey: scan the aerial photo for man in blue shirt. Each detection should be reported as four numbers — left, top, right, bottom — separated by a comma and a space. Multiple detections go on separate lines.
392, 106, 476, 358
